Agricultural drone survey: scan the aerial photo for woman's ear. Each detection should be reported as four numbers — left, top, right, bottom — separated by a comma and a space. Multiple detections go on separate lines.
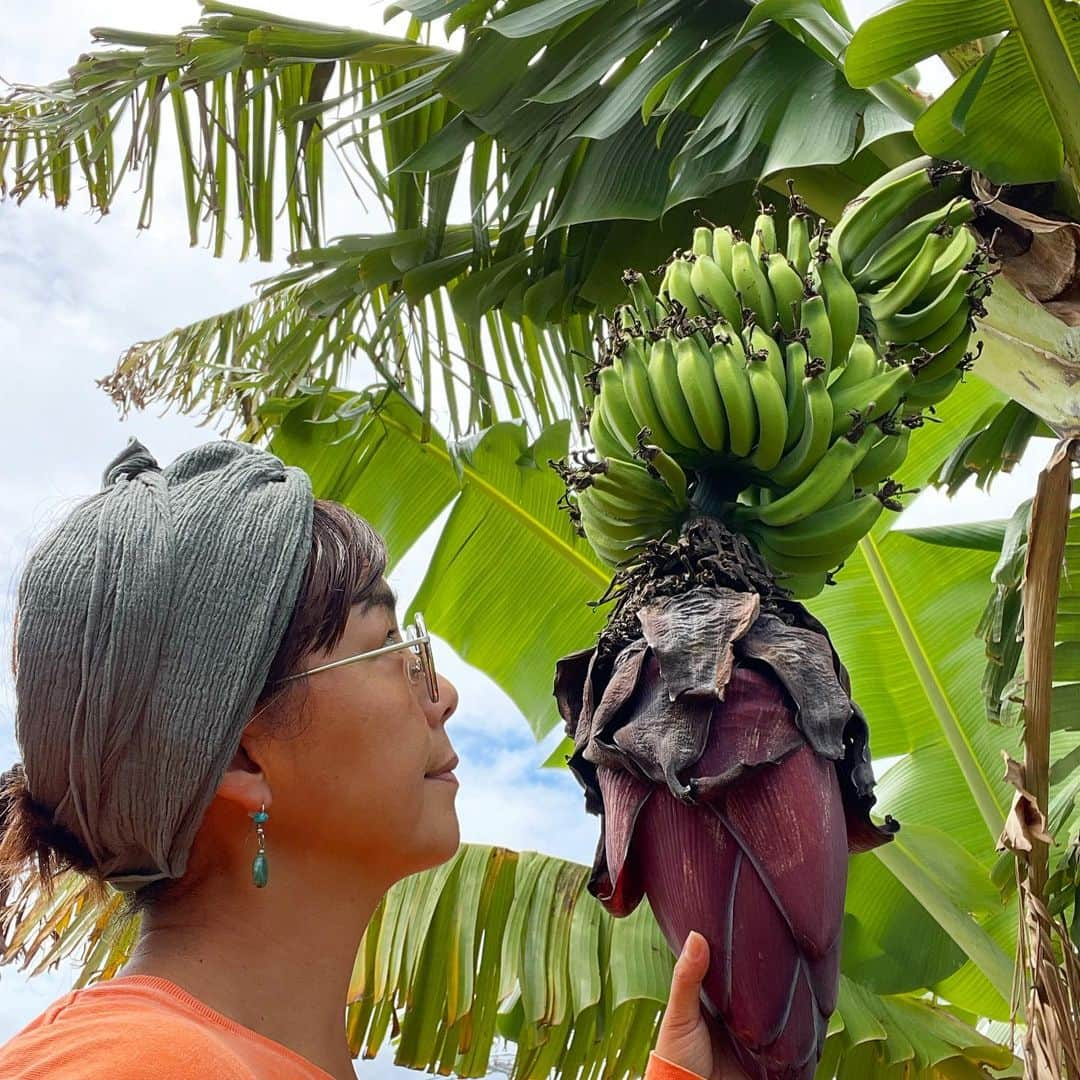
215, 738, 272, 813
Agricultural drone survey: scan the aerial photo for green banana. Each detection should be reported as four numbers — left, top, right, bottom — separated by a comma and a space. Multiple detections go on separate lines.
591, 455, 682, 509
750, 205, 778, 259
895, 296, 971, 359
746, 354, 788, 472
753, 537, 856, 575
585, 474, 680, 520
615, 303, 641, 334
912, 322, 972, 384
614, 339, 681, 453
830, 363, 916, 436
782, 340, 811, 451
588, 405, 629, 463
577, 522, 632, 568
577, 510, 664, 567
769, 371, 833, 489
743, 322, 786, 391
903, 366, 965, 410
765, 253, 805, 335
692, 226, 713, 257
1001, 405, 1038, 472
711, 338, 758, 458
814, 254, 860, 371
730, 239, 777, 329
829, 156, 938, 272
910, 225, 978, 309
597, 366, 643, 455
822, 474, 857, 508
647, 337, 704, 452
851, 423, 912, 487
874, 266, 972, 344
850, 197, 976, 289
624, 270, 659, 327
864, 227, 953, 321
675, 336, 728, 452
690, 254, 744, 328
663, 257, 706, 316
712, 226, 737, 278
745, 423, 880, 527
829, 334, 880, 393
962, 403, 1017, 481
780, 570, 830, 599
800, 293, 834, 374
637, 442, 690, 505
786, 211, 813, 276
576, 487, 674, 544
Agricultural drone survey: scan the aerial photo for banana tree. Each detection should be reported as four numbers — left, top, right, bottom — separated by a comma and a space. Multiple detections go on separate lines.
3, 0, 1080, 1075
0, 374, 1043, 1076
3, 372, 1067, 1075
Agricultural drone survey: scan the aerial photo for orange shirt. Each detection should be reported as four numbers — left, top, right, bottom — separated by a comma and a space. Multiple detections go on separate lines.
0, 973, 704, 1080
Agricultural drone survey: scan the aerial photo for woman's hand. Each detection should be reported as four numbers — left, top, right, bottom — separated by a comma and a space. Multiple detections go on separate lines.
653, 932, 747, 1080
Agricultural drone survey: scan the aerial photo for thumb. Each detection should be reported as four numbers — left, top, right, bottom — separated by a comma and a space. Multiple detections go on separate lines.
664, 932, 709, 1025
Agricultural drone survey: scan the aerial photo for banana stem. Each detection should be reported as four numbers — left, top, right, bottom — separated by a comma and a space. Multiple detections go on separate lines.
1020, 440, 1075, 892
1016, 436, 1077, 1077
975, 276, 1080, 435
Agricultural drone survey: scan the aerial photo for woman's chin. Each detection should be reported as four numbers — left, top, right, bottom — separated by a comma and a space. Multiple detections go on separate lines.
416, 818, 461, 872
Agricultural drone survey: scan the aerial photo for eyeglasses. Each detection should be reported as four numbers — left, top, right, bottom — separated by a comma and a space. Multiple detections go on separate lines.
277, 612, 439, 703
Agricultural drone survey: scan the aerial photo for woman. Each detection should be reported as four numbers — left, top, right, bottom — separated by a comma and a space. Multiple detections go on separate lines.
0, 437, 736, 1080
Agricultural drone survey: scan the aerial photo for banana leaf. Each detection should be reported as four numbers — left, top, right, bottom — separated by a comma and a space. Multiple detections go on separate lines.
0, 844, 1020, 1080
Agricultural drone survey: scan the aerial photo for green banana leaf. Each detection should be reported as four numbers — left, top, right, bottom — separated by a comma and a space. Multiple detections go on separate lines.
0, 844, 1020, 1079
267, 389, 609, 736
845, 0, 1080, 192
906, 491, 1080, 937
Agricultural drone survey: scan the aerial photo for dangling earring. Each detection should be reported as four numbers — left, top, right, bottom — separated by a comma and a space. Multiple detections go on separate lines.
251, 804, 269, 888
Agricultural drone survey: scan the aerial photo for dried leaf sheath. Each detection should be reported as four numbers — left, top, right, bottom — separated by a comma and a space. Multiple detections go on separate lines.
555, 585, 897, 1080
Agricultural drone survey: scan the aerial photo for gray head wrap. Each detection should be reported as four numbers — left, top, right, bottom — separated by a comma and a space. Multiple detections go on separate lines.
13, 437, 314, 891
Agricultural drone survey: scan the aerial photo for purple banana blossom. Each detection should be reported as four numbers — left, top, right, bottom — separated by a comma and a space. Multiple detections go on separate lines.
556, 583, 896, 1080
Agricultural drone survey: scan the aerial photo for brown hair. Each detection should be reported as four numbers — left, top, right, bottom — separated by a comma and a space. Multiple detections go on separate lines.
0, 499, 386, 920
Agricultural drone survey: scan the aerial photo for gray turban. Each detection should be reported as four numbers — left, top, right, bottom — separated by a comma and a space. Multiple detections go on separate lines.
13, 437, 314, 891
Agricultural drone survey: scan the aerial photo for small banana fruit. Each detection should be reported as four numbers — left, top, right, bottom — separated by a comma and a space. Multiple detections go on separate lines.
648, 336, 704, 452
731, 239, 777, 329
741, 424, 880, 527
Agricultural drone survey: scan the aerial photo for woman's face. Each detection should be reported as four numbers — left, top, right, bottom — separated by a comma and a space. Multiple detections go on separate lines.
244, 578, 460, 888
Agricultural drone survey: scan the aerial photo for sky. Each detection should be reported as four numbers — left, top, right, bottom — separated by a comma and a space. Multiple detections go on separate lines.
0, 1, 1046, 1074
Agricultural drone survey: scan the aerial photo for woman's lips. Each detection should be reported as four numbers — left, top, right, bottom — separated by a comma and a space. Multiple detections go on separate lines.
427, 771, 458, 784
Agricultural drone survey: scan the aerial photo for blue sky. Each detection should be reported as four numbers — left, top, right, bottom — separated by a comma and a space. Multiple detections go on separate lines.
0, 1, 1046, 1073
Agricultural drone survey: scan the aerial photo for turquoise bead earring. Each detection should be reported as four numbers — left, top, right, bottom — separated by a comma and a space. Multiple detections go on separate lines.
251, 804, 269, 888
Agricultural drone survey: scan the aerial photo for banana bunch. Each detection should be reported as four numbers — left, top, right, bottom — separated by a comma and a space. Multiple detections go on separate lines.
559, 163, 994, 600
828, 155, 996, 412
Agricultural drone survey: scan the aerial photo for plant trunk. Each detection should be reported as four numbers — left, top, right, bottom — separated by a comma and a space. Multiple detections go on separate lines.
1017, 437, 1079, 1079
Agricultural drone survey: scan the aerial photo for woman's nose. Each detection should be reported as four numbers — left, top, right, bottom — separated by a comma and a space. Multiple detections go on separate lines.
428, 674, 458, 727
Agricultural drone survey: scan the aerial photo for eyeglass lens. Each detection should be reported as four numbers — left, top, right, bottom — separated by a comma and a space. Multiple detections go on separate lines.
406, 617, 439, 702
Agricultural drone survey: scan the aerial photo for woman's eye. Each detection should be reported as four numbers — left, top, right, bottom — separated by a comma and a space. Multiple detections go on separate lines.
386, 627, 402, 644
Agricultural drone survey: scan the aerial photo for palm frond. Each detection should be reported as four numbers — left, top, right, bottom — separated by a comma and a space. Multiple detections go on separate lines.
0, 844, 1019, 1079
95, 227, 595, 439
0, 2, 455, 258
2, 0, 925, 437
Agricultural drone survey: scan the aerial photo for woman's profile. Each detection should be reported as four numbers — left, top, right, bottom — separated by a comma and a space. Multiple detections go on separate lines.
0, 436, 737, 1080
